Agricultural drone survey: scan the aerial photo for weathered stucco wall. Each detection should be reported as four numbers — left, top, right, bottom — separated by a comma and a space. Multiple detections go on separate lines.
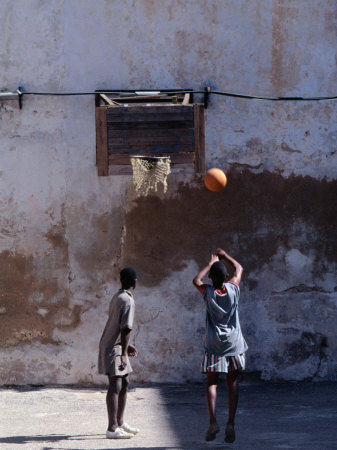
0, 0, 336, 384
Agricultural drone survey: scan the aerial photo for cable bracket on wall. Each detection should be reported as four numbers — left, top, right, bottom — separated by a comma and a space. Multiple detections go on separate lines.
0, 87, 23, 109
17, 87, 23, 109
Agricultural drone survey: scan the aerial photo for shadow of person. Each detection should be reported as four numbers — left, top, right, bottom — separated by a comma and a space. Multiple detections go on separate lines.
0, 433, 104, 444
0, 435, 177, 450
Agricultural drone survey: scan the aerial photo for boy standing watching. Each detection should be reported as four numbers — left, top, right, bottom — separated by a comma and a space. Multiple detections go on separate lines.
98, 267, 139, 439
193, 248, 248, 444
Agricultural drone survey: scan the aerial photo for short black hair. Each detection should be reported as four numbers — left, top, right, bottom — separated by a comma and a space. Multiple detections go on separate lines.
120, 267, 137, 289
209, 261, 227, 288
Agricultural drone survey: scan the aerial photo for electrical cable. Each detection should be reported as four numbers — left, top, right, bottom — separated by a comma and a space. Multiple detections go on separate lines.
21, 89, 337, 101
208, 90, 337, 101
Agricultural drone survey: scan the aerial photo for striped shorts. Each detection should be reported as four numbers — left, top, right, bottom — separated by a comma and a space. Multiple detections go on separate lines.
201, 352, 246, 373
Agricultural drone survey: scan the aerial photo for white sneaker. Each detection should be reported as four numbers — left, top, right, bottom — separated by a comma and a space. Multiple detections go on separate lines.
106, 427, 133, 439
120, 422, 140, 434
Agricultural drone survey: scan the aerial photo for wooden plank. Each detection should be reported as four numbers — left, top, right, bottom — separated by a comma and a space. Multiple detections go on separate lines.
195, 104, 205, 173
182, 93, 190, 105
106, 106, 193, 123
109, 94, 172, 102
107, 105, 193, 115
107, 114, 193, 123
95, 94, 100, 107
95, 107, 109, 176
108, 143, 194, 154
108, 135, 193, 146
100, 94, 121, 106
109, 165, 133, 175
108, 144, 194, 155
107, 113, 193, 123
170, 164, 195, 174
109, 153, 194, 165
108, 120, 194, 130
107, 127, 194, 138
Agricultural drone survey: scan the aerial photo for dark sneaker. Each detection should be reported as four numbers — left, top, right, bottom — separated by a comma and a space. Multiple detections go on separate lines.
225, 424, 235, 443
205, 423, 220, 441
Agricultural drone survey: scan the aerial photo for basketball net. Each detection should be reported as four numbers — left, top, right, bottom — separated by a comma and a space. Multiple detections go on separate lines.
130, 156, 171, 196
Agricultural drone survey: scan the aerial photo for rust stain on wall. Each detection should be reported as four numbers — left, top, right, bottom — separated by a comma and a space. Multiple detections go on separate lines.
123, 170, 337, 287
0, 251, 51, 347
271, 2, 300, 92
0, 216, 82, 348
324, 1, 337, 45
45, 221, 69, 264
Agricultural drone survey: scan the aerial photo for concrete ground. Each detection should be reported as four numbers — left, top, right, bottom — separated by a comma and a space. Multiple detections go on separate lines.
0, 381, 336, 450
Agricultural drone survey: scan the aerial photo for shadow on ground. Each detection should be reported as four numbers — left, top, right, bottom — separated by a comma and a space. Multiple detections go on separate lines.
156, 380, 337, 449
0, 381, 337, 449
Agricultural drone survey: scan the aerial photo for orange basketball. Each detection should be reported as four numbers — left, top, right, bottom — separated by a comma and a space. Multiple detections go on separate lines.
204, 168, 227, 191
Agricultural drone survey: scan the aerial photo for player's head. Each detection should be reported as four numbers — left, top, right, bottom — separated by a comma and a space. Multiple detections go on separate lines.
209, 261, 228, 289
120, 267, 137, 290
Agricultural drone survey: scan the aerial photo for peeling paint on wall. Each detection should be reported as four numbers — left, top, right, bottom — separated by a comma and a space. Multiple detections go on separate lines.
0, 210, 83, 349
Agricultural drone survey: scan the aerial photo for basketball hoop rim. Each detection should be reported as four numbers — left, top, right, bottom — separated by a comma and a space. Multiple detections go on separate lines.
130, 155, 170, 161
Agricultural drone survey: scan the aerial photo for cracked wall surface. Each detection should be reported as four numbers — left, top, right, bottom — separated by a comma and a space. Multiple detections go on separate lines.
0, 0, 336, 384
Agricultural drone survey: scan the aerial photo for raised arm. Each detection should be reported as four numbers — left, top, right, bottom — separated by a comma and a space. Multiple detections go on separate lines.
193, 254, 219, 290
216, 248, 243, 284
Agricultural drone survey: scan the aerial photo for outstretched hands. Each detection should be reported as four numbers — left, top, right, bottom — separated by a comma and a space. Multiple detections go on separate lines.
193, 248, 243, 289
209, 254, 219, 265
216, 248, 243, 284
193, 253, 218, 289
216, 248, 227, 259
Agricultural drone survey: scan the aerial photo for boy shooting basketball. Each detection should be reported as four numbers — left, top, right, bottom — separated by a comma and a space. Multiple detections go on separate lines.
98, 267, 139, 439
193, 248, 248, 444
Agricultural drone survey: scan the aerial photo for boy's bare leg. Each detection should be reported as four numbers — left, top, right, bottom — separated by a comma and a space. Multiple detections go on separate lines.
117, 375, 129, 426
206, 372, 219, 425
225, 370, 239, 443
226, 370, 239, 425
205, 372, 220, 441
107, 375, 122, 431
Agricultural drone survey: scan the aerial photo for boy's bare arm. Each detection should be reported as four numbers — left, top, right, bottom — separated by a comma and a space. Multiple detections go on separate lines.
193, 254, 219, 289
120, 328, 132, 369
216, 248, 243, 284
